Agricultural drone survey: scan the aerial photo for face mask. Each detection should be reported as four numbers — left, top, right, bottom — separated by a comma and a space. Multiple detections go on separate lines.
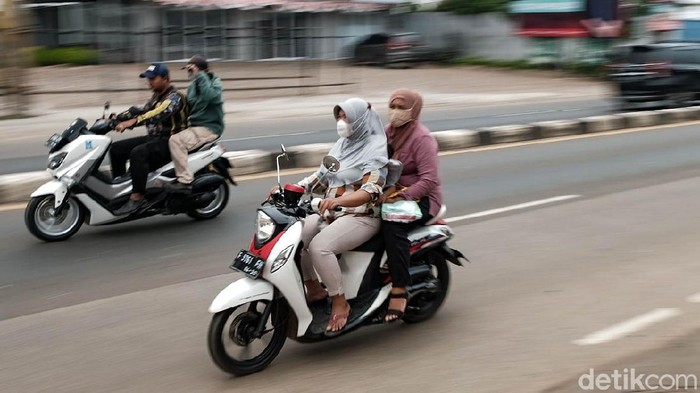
390, 108, 413, 128
337, 120, 352, 138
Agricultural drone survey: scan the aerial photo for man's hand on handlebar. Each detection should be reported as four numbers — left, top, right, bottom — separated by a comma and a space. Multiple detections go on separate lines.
267, 185, 281, 200
115, 118, 137, 133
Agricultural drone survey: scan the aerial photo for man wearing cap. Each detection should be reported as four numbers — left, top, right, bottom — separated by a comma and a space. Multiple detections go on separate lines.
110, 62, 189, 215
164, 55, 224, 193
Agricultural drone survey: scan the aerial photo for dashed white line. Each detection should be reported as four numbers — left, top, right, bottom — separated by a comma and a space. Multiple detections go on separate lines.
686, 293, 700, 303
444, 195, 581, 224
46, 292, 72, 300
573, 308, 682, 346
0, 284, 13, 290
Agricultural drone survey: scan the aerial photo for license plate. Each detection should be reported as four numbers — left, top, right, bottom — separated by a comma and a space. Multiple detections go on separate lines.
230, 250, 265, 279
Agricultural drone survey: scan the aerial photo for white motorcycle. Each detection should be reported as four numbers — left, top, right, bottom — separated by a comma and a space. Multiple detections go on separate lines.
207, 145, 467, 376
25, 102, 235, 242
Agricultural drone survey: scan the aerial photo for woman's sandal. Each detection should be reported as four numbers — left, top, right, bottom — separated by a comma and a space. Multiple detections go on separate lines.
384, 291, 409, 323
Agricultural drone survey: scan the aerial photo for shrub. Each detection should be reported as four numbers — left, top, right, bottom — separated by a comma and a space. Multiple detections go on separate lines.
31, 46, 99, 66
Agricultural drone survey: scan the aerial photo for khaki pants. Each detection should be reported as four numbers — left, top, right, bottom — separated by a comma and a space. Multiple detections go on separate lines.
300, 214, 380, 296
169, 126, 218, 184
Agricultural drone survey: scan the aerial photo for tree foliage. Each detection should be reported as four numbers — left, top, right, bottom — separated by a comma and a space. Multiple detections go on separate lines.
436, 0, 510, 15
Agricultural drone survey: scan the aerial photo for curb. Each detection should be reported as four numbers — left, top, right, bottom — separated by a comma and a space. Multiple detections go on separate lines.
3, 106, 700, 205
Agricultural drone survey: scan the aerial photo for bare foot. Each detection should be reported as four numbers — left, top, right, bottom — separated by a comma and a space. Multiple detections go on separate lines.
385, 287, 408, 323
327, 294, 351, 332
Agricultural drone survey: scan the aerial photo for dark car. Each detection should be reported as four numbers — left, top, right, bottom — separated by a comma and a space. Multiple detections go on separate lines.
607, 42, 700, 109
352, 32, 457, 67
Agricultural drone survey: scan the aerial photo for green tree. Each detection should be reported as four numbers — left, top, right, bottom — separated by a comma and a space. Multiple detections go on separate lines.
436, 0, 509, 15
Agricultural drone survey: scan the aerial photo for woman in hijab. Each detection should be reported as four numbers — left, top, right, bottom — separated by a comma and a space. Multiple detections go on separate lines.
378, 88, 444, 323
295, 97, 388, 333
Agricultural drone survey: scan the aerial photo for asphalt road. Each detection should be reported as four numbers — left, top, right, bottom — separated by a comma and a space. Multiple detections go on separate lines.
1, 122, 700, 392
0, 98, 614, 175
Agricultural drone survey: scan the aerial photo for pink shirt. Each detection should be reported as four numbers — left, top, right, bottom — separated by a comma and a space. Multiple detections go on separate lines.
386, 122, 444, 218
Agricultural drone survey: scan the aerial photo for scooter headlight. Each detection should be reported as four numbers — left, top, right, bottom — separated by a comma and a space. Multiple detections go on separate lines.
256, 211, 276, 243
48, 152, 68, 169
270, 245, 294, 274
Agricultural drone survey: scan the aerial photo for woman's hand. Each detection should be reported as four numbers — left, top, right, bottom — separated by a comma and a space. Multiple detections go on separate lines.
376, 186, 396, 205
318, 198, 341, 216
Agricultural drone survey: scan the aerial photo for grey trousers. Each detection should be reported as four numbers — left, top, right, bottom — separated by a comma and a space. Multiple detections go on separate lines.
300, 214, 381, 296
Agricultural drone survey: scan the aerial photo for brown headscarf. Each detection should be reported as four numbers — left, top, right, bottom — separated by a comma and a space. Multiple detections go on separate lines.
387, 88, 423, 159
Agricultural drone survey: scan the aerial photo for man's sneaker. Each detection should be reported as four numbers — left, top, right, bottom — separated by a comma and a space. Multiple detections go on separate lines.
114, 199, 146, 216
163, 181, 193, 194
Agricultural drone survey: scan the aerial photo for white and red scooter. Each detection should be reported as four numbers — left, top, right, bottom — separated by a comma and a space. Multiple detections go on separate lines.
207, 145, 467, 376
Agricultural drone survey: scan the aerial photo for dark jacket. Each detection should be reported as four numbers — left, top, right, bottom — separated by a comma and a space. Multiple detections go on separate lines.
117, 86, 189, 139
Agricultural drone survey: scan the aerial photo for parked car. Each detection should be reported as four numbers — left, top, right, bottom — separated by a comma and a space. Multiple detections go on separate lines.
351, 32, 457, 67
606, 42, 700, 109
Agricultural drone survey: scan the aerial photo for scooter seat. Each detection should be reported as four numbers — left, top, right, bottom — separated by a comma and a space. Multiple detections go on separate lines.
188, 140, 219, 154
351, 232, 384, 253
425, 204, 446, 225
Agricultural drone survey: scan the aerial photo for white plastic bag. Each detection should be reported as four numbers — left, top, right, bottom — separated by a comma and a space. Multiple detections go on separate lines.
381, 200, 422, 223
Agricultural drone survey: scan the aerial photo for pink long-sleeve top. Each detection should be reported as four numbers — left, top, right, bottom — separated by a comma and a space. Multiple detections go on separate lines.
386, 122, 444, 218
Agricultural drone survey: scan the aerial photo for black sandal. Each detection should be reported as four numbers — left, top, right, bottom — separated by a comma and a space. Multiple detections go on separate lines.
384, 291, 409, 323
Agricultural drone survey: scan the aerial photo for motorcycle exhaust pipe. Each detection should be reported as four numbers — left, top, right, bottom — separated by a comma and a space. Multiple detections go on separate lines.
191, 173, 225, 193
408, 264, 432, 282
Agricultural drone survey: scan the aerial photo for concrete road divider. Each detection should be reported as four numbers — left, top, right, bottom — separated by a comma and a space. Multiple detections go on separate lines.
5, 107, 700, 206
531, 120, 582, 138
657, 107, 700, 123
223, 150, 274, 176
477, 124, 535, 145
0, 171, 51, 205
579, 115, 626, 133
433, 130, 480, 150
286, 143, 336, 169
620, 111, 661, 128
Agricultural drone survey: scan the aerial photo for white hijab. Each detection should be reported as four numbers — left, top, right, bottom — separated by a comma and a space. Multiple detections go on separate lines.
322, 98, 388, 188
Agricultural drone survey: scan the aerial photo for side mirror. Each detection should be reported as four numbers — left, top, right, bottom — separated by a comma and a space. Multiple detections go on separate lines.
104, 101, 111, 111
280, 144, 289, 160
322, 155, 340, 173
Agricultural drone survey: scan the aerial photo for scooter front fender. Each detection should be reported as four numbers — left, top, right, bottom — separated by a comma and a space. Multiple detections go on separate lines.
30, 179, 68, 209
208, 278, 274, 314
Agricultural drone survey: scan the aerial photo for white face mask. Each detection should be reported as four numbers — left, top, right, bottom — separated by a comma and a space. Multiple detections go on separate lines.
337, 120, 352, 138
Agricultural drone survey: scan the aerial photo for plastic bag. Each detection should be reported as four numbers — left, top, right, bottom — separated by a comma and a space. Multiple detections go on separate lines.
381, 200, 422, 223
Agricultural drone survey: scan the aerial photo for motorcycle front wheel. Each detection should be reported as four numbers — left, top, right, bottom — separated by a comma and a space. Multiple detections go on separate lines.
207, 298, 289, 376
25, 195, 84, 242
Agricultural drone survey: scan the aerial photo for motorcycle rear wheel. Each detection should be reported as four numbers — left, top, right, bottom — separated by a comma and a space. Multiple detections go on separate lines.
25, 195, 84, 242
208, 298, 289, 376
403, 250, 450, 324
187, 182, 229, 220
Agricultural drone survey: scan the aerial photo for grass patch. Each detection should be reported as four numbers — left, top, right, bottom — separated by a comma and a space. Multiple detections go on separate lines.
0, 113, 37, 120
30, 46, 99, 66
450, 56, 605, 78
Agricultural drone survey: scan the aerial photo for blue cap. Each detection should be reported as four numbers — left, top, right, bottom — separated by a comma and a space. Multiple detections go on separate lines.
139, 63, 169, 79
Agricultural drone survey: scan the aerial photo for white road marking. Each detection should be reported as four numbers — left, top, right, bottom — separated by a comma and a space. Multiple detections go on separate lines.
220, 130, 321, 143
444, 195, 580, 224
0, 284, 13, 290
573, 308, 682, 346
686, 293, 700, 303
46, 292, 72, 300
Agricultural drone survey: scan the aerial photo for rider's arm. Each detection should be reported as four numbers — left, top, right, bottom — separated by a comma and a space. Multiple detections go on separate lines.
296, 169, 325, 193
134, 91, 184, 127
192, 72, 222, 104
396, 134, 439, 201
114, 105, 145, 122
